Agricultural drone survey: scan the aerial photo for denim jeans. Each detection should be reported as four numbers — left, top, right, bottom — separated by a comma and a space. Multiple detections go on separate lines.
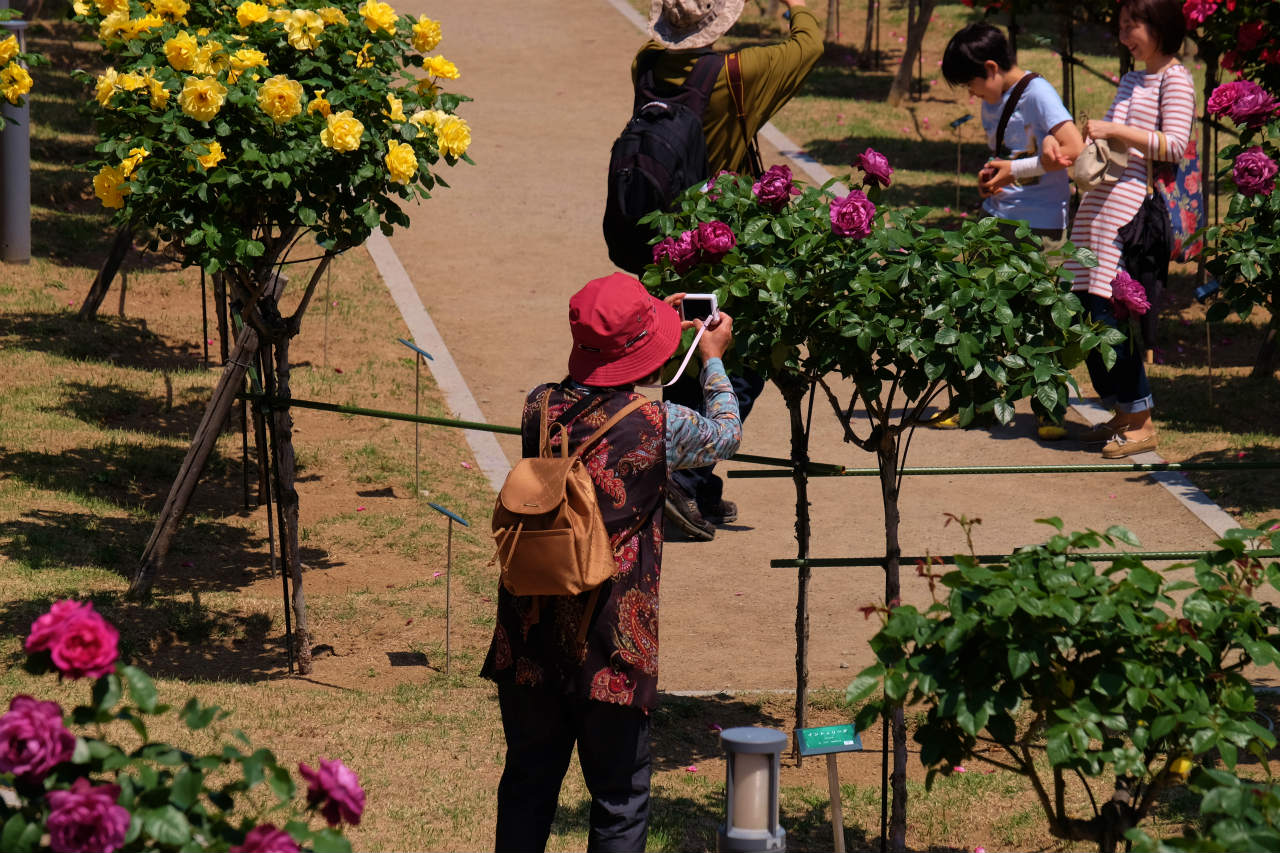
1082, 292, 1154, 413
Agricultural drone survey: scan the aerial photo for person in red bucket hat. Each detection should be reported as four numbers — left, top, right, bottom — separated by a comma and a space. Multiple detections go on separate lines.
482, 272, 741, 852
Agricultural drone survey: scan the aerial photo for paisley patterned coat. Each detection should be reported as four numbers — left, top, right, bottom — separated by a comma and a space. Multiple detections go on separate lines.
481, 382, 667, 713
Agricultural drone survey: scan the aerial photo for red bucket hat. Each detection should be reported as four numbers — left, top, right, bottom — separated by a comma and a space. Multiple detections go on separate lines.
568, 273, 682, 387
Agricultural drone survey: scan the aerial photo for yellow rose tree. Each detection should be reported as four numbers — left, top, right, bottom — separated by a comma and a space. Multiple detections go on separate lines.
72, 0, 471, 672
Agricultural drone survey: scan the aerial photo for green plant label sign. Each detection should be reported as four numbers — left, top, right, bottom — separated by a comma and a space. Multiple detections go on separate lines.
796, 724, 862, 757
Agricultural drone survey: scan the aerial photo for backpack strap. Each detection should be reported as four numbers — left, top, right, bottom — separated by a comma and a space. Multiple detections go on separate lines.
542, 387, 606, 457
634, 50, 723, 114
995, 71, 1039, 156
571, 396, 651, 460
726, 51, 764, 177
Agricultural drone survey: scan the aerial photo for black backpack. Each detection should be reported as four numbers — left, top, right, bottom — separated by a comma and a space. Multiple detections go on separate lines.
602, 51, 725, 276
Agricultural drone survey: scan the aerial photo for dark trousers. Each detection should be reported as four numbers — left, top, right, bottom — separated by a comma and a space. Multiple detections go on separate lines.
663, 367, 766, 510
495, 683, 651, 853
1082, 292, 1154, 412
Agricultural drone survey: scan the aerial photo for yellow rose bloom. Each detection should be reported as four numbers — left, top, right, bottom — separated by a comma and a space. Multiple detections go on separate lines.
307, 88, 331, 116
384, 139, 417, 184
164, 31, 198, 70
422, 55, 458, 80
178, 75, 226, 122
195, 140, 225, 169
120, 146, 149, 176
150, 0, 188, 20
257, 74, 303, 123
384, 93, 405, 122
320, 110, 364, 151
269, 8, 289, 21
235, 0, 269, 25
94, 67, 119, 107
145, 74, 170, 108
117, 71, 145, 91
0, 63, 31, 105
93, 164, 129, 209
435, 114, 470, 159
409, 107, 446, 130
318, 6, 348, 25
415, 77, 438, 99
0, 36, 18, 66
192, 41, 227, 75
230, 47, 267, 70
98, 10, 131, 40
410, 16, 440, 53
358, 0, 396, 34
94, 0, 128, 15
127, 13, 165, 38
284, 9, 324, 50
72, 0, 93, 16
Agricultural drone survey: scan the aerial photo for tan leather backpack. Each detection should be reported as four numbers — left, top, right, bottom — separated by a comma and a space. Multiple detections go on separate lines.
491, 390, 650, 598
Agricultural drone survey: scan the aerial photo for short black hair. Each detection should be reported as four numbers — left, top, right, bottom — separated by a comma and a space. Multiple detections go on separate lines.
1119, 0, 1187, 56
941, 22, 1013, 87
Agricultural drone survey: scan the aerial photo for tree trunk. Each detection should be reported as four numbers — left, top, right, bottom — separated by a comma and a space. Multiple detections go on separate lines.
781, 377, 813, 763
1252, 317, 1278, 378
825, 0, 839, 41
130, 323, 259, 598
877, 432, 907, 852
862, 0, 877, 68
78, 225, 133, 321
266, 334, 312, 674
213, 272, 230, 366
886, 0, 938, 106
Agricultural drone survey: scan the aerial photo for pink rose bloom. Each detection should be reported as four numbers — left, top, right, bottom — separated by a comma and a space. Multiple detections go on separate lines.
231, 824, 301, 853
1111, 269, 1150, 320
299, 758, 365, 826
1182, 0, 1218, 27
752, 164, 799, 211
855, 147, 893, 187
694, 220, 736, 263
1233, 146, 1278, 196
46, 778, 131, 853
652, 229, 699, 273
0, 695, 76, 780
1210, 80, 1279, 128
829, 190, 876, 238
25, 600, 119, 680
1237, 20, 1266, 52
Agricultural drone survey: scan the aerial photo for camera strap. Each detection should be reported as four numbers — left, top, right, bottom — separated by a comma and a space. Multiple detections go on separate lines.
637, 321, 710, 388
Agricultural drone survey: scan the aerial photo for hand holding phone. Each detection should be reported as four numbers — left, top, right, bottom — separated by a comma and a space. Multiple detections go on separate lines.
679, 293, 719, 326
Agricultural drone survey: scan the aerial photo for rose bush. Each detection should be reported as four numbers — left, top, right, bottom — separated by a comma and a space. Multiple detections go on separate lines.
0, 600, 361, 852
0, 11, 45, 129
1184, 0, 1280, 92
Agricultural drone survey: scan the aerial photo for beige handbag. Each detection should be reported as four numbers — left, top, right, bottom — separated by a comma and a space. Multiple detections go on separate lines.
1072, 131, 1129, 193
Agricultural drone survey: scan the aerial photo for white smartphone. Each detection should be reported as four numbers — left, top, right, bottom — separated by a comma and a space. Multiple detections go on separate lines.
679, 293, 719, 325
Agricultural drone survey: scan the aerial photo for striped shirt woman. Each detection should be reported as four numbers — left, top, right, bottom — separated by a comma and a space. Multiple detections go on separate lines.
1063, 63, 1196, 297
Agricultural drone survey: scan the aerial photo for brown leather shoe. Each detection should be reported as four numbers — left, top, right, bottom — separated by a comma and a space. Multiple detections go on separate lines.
1101, 432, 1158, 459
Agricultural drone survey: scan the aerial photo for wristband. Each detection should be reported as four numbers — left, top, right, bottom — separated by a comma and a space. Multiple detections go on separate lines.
1010, 156, 1047, 182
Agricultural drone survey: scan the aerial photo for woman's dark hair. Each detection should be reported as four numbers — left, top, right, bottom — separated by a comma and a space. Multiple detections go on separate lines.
1120, 0, 1187, 56
941, 22, 1013, 87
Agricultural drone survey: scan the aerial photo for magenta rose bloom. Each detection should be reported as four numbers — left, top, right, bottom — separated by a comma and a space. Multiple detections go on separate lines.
46, 778, 131, 853
299, 758, 365, 827
25, 600, 119, 680
751, 164, 799, 211
1213, 80, 1279, 128
1207, 80, 1246, 118
0, 695, 76, 780
694, 220, 736, 263
1234, 146, 1278, 196
1182, 0, 1218, 27
652, 229, 699, 273
829, 190, 876, 239
1237, 20, 1266, 52
1111, 269, 1150, 320
231, 824, 301, 853
854, 147, 893, 187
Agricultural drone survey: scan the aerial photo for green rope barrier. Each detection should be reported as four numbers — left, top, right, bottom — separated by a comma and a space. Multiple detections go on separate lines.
246, 394, 522, 435
770, 549, 1280, 568
730, 460, 1280, 477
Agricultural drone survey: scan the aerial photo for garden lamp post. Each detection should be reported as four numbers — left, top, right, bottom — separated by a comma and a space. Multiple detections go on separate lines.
0, 13, 29, 264
719, 726, 787, 852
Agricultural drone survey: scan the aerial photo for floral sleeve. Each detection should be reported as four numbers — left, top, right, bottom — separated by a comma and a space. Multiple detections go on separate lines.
664, 357, 741, 470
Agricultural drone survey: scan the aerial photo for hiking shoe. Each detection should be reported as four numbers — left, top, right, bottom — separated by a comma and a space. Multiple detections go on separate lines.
703, 499, 738, 525
664, 482, 715, 541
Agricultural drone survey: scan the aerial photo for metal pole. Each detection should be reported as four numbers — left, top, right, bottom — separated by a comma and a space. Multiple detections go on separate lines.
201, 269, 209, 366
321, 264, 331, 368
445, 518, 452, 676
0, 19, 31, 264
415, 355, 421, 497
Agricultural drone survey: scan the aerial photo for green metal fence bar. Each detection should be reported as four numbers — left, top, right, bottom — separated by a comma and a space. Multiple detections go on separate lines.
249, 395, 522, 435
771, 549, 1280, 568
731, 460, 1280, 477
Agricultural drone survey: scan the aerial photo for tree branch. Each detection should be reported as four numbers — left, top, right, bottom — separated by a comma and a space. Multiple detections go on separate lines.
818, 374, 872, 450
285, 250, 335, 336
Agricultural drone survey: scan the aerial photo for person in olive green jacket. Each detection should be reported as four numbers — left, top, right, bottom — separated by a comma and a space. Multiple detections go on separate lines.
634, 0, 821, 541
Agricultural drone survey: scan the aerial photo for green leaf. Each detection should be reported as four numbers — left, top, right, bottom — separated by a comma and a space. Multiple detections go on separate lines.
92, 672, 123, 714
122, 665, 159, 713
846, 664, 885, 704
267, 763, 295, 802
140, 806, 192, 847
170, 768, 203, 810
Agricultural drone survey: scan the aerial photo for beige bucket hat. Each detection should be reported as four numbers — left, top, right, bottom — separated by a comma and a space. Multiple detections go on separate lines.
648, 0, 745, 49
